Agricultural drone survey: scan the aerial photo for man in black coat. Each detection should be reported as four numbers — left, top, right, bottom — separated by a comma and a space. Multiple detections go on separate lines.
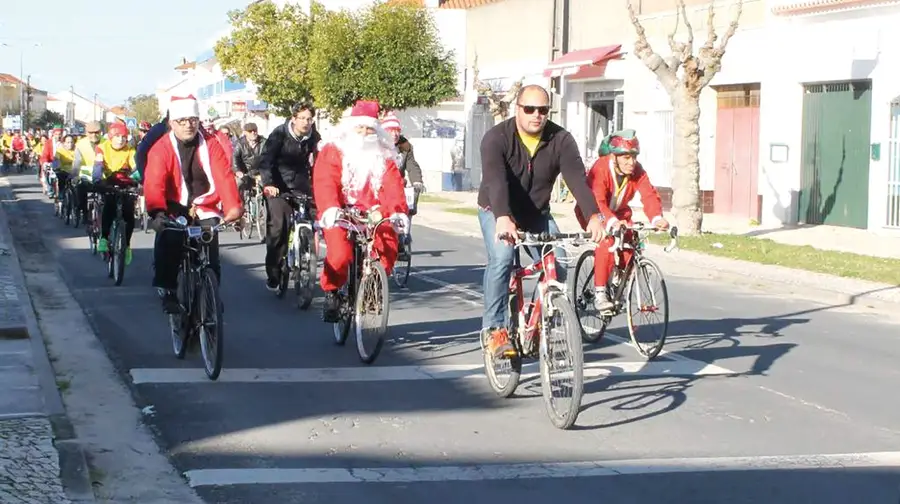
257, 101, 321, 291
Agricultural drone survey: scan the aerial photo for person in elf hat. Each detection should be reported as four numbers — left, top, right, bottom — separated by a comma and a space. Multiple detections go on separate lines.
379, 112, 423, 190
313, 99, 409, 322
92, 120, 139, 264
575, 129, 669, 312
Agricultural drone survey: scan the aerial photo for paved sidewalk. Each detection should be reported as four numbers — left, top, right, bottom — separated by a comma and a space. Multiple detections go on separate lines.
414, 193, 900, 309
0, 178, 93, 503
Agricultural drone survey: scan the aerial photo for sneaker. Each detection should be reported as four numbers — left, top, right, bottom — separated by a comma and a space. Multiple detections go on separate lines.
265, 277, 280, 292
594, 287, 615, 313
157, 288, 181, 314
484, 327, 516, 359
97, 237, 109, 253
124, 248, 133, 266
322, 290, 341, 323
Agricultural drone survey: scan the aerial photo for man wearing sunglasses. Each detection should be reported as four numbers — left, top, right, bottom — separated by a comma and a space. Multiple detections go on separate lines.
477, 84, 605, 359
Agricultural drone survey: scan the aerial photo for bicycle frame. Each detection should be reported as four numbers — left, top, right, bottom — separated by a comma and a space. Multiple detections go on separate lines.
605, 223, 678, 309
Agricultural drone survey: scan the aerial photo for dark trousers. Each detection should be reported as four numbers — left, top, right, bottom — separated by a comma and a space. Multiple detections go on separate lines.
265, 195, 293, 282
101, 192, 135, 246
153, 218, 221, 290
76, 180, 93, 217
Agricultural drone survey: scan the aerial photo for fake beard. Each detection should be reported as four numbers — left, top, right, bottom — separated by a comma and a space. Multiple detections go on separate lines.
341, 134, 386, 195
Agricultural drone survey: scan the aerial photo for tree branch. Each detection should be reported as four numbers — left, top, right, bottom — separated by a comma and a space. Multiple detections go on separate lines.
627, 0, 677, 92
697, 0, 743, 88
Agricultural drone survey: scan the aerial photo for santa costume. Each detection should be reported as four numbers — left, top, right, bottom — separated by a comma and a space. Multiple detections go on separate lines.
313, 100, 409, 293
143, 95, 241, 221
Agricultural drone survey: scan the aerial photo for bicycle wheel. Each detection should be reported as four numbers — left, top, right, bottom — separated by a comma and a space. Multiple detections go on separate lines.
625, 257, 669, 360
355, 261, 389, 364
106, 223, 116, 279
113, 218, 126, 286
567, 248, 609, 343
295, 227, 316, 310
483, 292, 522, 398
392, 234, 412, 288
256, 196, 268, 244
170, 267, 190, 359
539, 288, 584, 430
198, 267, 224, 380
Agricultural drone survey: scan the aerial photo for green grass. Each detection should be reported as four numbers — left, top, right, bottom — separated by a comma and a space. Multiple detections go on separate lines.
646, 232, 900, 285
444, 207, 480, 217
56, 378, 71, 394
418, 194, 458, 205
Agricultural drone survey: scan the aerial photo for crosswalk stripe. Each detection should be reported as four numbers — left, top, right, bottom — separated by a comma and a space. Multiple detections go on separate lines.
129, 359, 735, 384
184, 451, 900, 487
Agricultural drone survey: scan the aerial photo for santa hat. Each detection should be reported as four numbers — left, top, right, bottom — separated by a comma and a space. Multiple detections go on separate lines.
343, 100, 380, 129
169, 95, 200, 121
380, 112, 401, 132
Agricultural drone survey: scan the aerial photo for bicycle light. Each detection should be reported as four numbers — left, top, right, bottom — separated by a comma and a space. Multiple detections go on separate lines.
176, 216, 189, 227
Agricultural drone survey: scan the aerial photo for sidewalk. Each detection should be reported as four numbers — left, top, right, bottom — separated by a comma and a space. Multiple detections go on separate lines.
0, 180, 93, 503
414, 191, 900, 309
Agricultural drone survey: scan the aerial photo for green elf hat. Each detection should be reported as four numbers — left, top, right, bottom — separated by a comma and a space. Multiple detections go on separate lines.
598, 129, 639, 157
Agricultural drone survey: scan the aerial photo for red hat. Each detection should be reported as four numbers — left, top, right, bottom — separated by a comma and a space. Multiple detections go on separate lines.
108, 122, 129, 138
344, 100, 380, 129
380, 111, 401, 132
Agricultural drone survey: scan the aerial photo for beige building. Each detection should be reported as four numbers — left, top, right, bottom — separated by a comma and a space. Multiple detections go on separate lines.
0, 73, 48, 121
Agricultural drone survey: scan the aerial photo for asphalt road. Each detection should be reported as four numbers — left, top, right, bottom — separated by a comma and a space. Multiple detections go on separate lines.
4, 174, 900, 504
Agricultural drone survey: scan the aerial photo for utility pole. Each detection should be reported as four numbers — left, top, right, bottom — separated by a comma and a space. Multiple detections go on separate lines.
549, 0, 570, 125
23, 75, 31, 131
69, 85, 75, 126
93, 93, 98, 122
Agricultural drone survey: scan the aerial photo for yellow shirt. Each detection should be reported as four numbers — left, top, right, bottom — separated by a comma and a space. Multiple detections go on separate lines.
75, 138, 99, 178
55, 148, 75, 173
94, 139, 136, 178
518, 131, 541, 158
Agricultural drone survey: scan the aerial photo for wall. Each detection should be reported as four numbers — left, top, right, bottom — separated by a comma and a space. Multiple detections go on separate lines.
760, 3, 900, 230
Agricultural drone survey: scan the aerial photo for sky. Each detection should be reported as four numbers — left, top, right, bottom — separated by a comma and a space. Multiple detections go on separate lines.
0, 0, 251, 107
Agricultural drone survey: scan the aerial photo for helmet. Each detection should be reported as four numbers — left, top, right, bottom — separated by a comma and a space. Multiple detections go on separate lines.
599, 129, 640, 156
139, 121, 151, 131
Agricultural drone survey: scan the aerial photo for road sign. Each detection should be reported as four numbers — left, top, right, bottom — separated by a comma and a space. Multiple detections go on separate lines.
124, 117, 137, 130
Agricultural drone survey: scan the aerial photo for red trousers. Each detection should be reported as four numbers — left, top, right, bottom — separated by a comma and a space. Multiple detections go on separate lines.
320, 226, 399, 291
594, 231, 634, 287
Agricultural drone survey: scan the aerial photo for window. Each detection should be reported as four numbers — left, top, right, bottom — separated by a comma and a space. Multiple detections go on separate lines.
224, 77, 246, 92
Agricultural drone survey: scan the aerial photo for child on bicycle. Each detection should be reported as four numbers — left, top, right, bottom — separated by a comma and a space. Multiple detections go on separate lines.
576, 129, 669, 312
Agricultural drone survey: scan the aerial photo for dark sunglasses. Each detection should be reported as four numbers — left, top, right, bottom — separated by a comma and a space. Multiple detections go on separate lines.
518, 104, 550, 116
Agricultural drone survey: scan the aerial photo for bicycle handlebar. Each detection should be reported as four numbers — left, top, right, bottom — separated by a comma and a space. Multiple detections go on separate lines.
609, 221, 679, 253
161, 215, 227, 244
499, 230, 593, 246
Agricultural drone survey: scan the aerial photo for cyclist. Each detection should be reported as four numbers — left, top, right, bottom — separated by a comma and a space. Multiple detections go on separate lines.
379, 112, 424, 190
72, 121, 105, 224
40, 128, 64, 194
135, 113, 169, 182
144, 95, 242, 313
93, 121, 140, 263
477, 84, 605, 359
578, 129, 668, 312
314, 100, 409, 322
257, 101, 321, 292
52, 134, 77, 196
232, 122, 265, 198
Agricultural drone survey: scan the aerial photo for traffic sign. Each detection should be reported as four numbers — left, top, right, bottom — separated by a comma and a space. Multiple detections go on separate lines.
124, 117, 137, 130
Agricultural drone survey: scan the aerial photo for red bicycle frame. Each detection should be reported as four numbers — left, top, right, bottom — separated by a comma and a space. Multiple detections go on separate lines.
509, 244, 561, 348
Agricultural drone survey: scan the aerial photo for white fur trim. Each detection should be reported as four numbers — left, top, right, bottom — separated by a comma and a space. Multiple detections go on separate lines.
605, 217, 620, 233
343, 115, 378, 129
169, 98, 200, 120
650, 215, 663, 226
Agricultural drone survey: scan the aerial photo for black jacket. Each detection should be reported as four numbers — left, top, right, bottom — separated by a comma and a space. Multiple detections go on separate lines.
257, 121, 320, 195
477, 118, 599, 230
232, 135, 266, 176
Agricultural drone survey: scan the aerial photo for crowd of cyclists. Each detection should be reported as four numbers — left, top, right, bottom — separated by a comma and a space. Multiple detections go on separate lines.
1, 86, 676, 428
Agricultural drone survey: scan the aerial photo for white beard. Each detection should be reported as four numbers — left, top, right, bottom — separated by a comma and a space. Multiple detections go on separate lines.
339, 136, 387, 199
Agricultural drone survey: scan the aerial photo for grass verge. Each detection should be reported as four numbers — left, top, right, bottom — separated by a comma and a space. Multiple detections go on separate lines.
444, 207, 480, 217
418, 194, 458, 205
647, 232, 900, 285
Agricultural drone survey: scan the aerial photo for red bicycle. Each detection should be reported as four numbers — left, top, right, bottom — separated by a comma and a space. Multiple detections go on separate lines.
483, 230, 592, 430
568, 221, 678, 360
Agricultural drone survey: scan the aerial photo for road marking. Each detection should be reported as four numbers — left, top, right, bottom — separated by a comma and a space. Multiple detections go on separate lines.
184, 451, 900, 487
129, 359, 735, 384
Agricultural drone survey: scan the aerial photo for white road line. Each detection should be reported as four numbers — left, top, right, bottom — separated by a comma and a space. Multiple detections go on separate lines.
129, 360, 735, 384
184, 451, 900, 487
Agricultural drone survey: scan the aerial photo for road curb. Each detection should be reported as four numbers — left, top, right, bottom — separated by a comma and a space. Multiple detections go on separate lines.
0, 179, 96, 502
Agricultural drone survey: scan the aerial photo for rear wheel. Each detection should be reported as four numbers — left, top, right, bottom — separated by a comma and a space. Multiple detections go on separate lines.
539, 289, 584, 430
199, 268, 224, 380
392, 234, 412, 288
355, 261, 389, 364
567, 248, 609, 343
483, 292, 522, 398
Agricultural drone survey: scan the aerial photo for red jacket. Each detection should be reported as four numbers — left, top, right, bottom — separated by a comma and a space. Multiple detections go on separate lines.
143, 130, 241, 221
312, 143, 408, 215
576, 155, 663, 229
215, 131, 234, 161
40, 139, 57, 165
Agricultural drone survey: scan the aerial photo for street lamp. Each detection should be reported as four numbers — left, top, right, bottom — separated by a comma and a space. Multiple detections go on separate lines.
0, 42, 41, 129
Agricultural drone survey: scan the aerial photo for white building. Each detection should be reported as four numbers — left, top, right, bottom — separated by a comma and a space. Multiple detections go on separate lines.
47, 89, 113, 126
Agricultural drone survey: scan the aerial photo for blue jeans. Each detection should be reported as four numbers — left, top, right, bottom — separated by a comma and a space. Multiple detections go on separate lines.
478, 208, 566, 330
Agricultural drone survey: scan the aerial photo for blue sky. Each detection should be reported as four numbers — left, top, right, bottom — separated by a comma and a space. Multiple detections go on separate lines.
0, 0, 250, 106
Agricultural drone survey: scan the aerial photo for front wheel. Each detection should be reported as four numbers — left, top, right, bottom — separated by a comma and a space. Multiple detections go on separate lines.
198, 268, 224, 380
256, 196, 268, 244
112, 219, 126, 286
625, 257, 669, 360
355, 261, 389, 364
539, 289, 584, 430
295, 227, 317, 310
170, 268, 190, 359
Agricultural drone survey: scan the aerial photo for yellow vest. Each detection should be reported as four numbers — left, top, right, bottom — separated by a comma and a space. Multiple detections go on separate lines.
75, 138, 98, 177
95, 139, 136, 178
55, 148, 75, 173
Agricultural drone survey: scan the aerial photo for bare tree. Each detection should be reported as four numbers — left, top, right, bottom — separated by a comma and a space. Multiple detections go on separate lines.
627, 0, 743, 234
472, 54, 523, 124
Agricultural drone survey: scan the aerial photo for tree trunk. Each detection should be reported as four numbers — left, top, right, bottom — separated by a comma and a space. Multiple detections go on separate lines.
670, 88, 703, 235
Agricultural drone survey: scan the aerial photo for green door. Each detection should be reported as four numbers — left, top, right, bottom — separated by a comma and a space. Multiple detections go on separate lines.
798, 80, 872, 228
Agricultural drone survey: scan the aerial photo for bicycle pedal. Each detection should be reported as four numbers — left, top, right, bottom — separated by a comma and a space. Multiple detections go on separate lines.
501, 349, 518, 358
